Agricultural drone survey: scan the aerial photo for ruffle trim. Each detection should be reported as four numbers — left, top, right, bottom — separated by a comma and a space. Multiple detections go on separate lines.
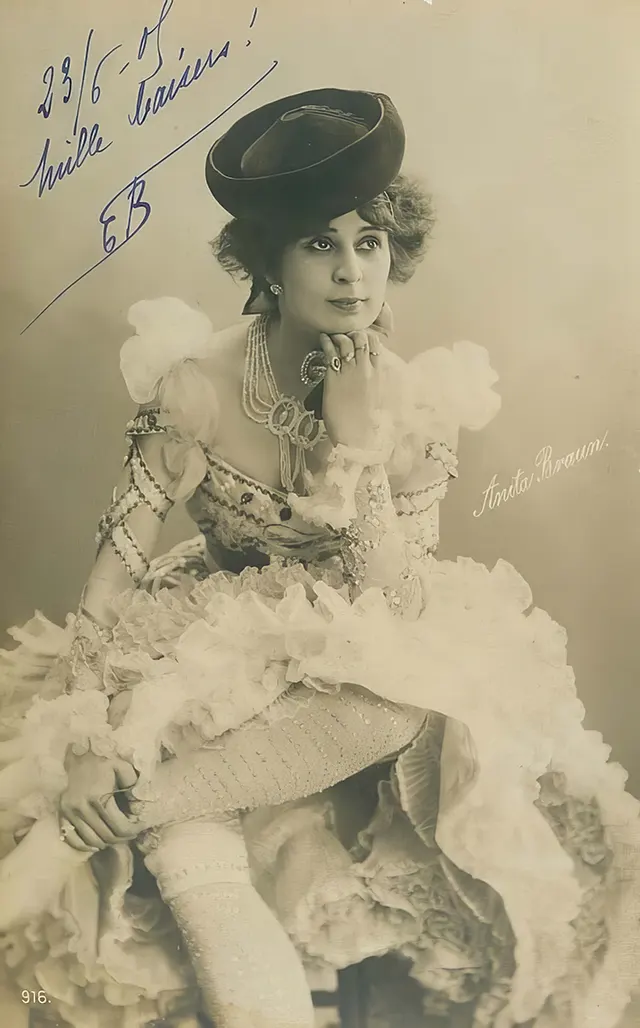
1, 820, 198, 1027
2, 553, 639, 1026
289, 436, 395, 531
383, 342, 502, 480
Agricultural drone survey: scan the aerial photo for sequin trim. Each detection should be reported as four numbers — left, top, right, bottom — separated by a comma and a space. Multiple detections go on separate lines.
110, 522, 150, 582
204, 447, 289, 502
425, 441, 459, 478
338, 473, 392, 592
125, 406, 168, 437
394, 478, 450, 516
96, 436, 174, 584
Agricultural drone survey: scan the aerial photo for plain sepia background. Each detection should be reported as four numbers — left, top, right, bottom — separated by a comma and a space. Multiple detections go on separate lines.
1, 0, 639, 829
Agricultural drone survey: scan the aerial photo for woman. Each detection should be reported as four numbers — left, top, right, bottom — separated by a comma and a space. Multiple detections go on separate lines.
0, 88, 639, 1028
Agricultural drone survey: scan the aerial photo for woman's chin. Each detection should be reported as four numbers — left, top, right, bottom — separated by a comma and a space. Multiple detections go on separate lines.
320, 305, 376, 334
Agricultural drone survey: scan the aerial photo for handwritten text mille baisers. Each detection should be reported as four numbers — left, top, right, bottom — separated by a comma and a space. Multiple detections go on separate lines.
473, 430, 609, 517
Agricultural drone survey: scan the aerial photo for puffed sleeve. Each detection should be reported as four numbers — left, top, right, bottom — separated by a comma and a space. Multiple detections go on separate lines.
385, 340, 502, 480
383, 341, 501, 561
120, 297, 220, 501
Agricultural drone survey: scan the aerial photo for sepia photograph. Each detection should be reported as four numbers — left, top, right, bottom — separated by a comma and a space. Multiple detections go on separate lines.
1, 1, 639, 1026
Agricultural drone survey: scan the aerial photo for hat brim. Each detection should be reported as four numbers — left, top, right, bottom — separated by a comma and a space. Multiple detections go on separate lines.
205, 88, 405, 223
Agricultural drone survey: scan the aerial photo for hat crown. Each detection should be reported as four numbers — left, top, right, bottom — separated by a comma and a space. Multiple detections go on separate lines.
240, 104, 369, 178
205, 88, 405, 223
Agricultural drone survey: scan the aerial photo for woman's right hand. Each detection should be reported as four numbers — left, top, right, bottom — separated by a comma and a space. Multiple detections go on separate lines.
59, 751, 140, 852
319, 304, 393, 450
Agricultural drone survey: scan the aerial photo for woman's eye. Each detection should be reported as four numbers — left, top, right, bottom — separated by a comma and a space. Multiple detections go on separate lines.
306, 236, 382, 253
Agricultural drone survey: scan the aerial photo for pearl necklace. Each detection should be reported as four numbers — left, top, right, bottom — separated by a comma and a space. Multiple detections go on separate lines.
242, 315, 326, 492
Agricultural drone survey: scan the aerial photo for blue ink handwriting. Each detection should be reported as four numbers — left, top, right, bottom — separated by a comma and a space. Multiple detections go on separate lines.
22, 0, 251, 198
21, 59, 279, 334
20, 4, 273, 332
20, 124, 112, 198
129, 0, 230, 128
34, 28, 121, 129
23, 27, 121, 197
246, 6, 258, 45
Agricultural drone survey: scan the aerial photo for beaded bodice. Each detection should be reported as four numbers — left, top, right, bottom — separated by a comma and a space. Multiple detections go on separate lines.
117, 298, 501, 586
184, 443, 449, 575
185, 448, 345, 573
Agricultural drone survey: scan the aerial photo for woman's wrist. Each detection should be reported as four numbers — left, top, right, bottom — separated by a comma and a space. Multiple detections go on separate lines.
76, 605, 115, 639
66, 607, 114, 693
327, 440, 391, 468
64, 746, 112, 772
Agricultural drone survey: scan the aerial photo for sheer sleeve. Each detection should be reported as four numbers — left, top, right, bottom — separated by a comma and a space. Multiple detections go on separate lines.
70, 299, 219, 689
288, 340, 501, 618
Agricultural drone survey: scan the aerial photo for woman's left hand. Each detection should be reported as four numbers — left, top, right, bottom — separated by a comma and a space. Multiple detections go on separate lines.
59, 751, 140, 852
320, 303, 392, 450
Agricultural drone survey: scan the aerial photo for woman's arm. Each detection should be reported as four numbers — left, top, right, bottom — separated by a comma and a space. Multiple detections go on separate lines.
59, 409, 202, 850
290, 318, 456, 616
66, 410, 181, 689
59, 300, 218, 848
83, 410, 180, 621
293, 317, 496, 617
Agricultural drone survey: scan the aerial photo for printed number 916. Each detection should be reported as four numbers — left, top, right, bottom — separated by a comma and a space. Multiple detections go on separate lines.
22, 990, 50, 1004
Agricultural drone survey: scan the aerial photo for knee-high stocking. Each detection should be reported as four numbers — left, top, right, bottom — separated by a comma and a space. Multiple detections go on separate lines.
142, 819, 315, 1028
134, 688, 427, 1026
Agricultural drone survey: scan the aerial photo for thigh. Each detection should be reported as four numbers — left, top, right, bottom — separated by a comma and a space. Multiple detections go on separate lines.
133, 684, 429, 830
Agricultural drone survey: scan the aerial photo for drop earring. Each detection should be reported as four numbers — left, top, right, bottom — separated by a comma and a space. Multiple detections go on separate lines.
269, 283, 283, 296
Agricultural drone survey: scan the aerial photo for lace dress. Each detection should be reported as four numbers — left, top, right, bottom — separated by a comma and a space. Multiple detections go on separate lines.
0, 298, 639, 1028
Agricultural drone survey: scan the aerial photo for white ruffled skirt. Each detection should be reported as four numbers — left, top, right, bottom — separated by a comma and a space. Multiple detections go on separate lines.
0, 540, 639, 1028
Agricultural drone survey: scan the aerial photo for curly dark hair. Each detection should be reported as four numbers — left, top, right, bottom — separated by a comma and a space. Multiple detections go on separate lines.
210, 173, 436, 305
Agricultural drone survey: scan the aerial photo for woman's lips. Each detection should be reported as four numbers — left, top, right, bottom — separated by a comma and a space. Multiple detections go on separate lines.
328, 298, 366, 312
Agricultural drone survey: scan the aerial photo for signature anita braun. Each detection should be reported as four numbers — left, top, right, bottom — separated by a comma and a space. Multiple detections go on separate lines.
473, 429, 609, 518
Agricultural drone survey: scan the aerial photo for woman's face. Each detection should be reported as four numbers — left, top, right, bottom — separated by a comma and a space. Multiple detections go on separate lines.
276, 210, 391, 335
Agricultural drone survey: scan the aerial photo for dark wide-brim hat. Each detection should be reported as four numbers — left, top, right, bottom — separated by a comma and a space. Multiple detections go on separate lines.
205, 88, 405, 225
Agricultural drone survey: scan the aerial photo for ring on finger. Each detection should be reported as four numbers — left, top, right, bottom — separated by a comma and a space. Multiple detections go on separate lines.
354, 344, 369, 352
59, 820, 74, 841
329, 356, 342, 373
342, 351, 355, 363
369, 350, 380, 357
60, 816, 101, 850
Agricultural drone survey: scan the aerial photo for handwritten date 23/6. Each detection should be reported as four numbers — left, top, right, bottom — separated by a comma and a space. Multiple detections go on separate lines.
36, 28, 120, 123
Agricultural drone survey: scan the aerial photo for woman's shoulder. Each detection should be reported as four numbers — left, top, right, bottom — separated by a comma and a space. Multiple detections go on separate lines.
120, 297, 247, 445
120, 297, 245, 404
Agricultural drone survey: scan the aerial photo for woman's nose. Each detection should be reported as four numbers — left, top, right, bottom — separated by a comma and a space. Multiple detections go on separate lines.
333, 248, 363, 284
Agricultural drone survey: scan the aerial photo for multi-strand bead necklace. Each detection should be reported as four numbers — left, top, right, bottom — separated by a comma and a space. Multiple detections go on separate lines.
241, 315, 326, 492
